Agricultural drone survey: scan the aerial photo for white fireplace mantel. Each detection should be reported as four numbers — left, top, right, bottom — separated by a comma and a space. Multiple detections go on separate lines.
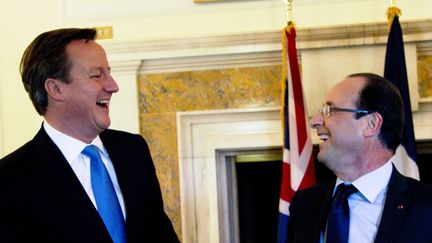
177, 107, 282, 243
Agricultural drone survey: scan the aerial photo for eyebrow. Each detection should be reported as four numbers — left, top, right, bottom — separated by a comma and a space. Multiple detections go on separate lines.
86, 66, 109, 73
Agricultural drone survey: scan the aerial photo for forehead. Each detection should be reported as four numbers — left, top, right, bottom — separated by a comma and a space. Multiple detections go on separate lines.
326, 76, 366, 106
66, 39, 108, 68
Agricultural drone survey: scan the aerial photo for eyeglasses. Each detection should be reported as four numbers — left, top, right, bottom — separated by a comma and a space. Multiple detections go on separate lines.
319, 103, 370, 117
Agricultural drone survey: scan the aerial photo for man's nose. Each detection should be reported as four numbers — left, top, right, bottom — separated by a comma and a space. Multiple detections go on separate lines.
310, 112, 324, 129
105, 74, 120, 93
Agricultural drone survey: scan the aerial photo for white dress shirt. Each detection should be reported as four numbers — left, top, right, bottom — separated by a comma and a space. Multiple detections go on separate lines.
323, 160, 393, 243
43, 122, 126, 219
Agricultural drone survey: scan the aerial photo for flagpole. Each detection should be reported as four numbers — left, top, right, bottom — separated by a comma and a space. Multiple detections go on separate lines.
278, 0, 316, 242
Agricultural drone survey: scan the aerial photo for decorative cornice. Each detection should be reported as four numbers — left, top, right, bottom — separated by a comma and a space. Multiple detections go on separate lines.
417, 41, 432, 56
296, 18, 432, 49
99, 19, 432, 73
138, 51, 283, 74
109, 60, 141, 74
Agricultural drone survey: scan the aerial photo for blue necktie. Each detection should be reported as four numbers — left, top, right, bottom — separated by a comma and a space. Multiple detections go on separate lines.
326, 184, 358, 243
82, 145, 127, 243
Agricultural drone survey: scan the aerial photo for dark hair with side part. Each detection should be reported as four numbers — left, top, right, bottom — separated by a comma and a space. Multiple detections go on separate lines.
20, 28, 97, 115
349, 72, 404, 152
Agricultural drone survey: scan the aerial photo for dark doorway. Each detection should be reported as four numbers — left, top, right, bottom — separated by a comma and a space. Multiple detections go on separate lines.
235, 160, 282, 243
414, 140, 432, 183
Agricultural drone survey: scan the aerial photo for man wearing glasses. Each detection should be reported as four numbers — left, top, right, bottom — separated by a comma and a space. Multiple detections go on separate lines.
287, 73, 432, 243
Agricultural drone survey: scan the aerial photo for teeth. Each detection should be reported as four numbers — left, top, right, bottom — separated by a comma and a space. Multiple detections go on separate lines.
319, 134, 329, 140
96, 100, 109, 106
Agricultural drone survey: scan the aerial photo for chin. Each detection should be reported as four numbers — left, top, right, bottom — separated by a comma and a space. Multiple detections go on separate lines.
317, 152, 328, 165
97, 120, 111, 131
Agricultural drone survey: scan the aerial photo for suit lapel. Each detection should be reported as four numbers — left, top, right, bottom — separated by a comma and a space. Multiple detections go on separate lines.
99, 131, 145, 219
374, 167, 409, 243
33, 128, 111, 241
99, 132, 130, 211
100, 130, 159, 242
315, 182, 336, 241
99, 131, 141, 233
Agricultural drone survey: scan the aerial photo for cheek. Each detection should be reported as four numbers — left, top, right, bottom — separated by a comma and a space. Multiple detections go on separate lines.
65, 91, 95, 115
333, 126, 362, 149
327, 121, 355, 141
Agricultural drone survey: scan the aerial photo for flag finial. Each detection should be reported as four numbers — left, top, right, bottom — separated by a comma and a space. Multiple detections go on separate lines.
283, 0, 294, 26
386, 6, 401, 29
387, 0, 401, 29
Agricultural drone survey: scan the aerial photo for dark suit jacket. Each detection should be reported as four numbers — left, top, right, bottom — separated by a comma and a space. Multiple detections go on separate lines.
0, 127, 179, 243
287, 167, 432, 243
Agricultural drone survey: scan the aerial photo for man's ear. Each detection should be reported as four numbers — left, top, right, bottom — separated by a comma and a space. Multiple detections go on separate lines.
45, 78, 64, 101
363, 112, 383, 137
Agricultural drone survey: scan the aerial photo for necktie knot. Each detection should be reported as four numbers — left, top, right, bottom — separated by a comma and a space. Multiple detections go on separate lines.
333, 184, 358, 205
82, 145, 101, 162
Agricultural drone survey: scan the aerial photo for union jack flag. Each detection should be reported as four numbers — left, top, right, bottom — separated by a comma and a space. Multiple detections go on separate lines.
277, 24, 316, 243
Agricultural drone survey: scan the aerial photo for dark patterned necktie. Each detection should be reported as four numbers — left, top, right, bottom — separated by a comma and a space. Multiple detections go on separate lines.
82, 145, 126, 243
326, 183, 358, 243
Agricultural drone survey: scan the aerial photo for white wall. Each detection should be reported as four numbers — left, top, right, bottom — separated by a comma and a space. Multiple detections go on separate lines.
0, 1, 44, 156
1, 0, 432, 156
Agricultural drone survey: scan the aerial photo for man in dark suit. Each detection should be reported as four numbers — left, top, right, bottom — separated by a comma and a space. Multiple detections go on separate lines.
0, 28, 179, 243
287, 73, 432, 243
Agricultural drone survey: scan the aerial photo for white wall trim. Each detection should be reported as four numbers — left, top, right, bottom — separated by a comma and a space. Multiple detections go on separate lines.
177, 107, 281, 243
105, 60, 141, 134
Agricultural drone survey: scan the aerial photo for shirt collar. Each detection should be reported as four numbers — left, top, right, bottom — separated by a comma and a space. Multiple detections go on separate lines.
335, 160, 393, 203
43, 121, 106, 162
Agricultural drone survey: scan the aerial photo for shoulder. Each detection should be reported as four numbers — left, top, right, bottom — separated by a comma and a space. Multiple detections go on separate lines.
0, 140, 40, 195
389, 169, 432, 202
390, 168, 432, 191
101, 128, 143, 140
0, 126, 56, 170
0, 139, 35, 172
381, 170, 432, 240
288, 181, 334, 239
100, 129, 147, 145
403, 176, 432, 197
290, 181, 334, 209
100, 129, 151, 153
294, 181, 334, 198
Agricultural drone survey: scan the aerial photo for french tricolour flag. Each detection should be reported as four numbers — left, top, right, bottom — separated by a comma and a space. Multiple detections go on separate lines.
384, 10, 419, 180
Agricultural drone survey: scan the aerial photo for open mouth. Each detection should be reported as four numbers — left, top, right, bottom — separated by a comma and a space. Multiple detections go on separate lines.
318, 133, 329, 141
96, 99, 109, 109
